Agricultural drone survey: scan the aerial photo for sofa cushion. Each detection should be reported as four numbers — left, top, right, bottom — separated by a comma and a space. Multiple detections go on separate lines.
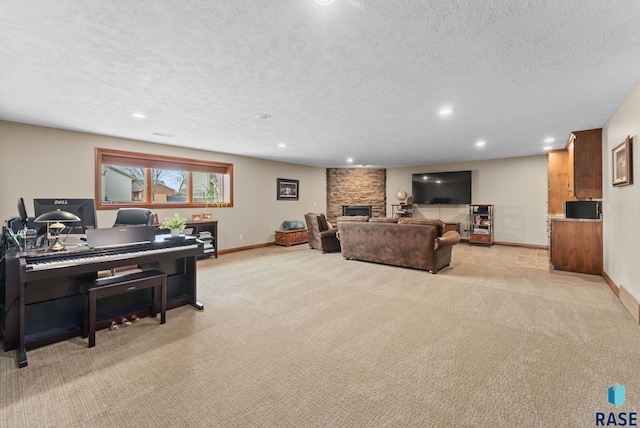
369, 217, 398, 223
336, 215, 370, 223
318, 213, 330, 231
398, 218, 445, 236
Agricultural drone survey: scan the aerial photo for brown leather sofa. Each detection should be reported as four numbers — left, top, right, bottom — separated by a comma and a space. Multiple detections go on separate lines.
336, 217, 461, 273
304, 213, 341, 253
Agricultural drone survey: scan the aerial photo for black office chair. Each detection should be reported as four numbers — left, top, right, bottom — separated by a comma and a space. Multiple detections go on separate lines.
8, 217, 31, 233
112, 208, 154, 227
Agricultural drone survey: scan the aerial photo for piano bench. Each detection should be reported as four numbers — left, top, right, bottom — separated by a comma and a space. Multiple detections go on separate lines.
83, 269, 167, 348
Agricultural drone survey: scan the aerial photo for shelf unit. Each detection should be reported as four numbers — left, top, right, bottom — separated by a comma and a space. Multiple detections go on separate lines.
391, 204, 413, 219
468, 204, 494, 246
185, 220, 218, 258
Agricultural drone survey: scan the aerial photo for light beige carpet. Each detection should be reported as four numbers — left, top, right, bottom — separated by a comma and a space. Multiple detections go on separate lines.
1, 244, 639, 427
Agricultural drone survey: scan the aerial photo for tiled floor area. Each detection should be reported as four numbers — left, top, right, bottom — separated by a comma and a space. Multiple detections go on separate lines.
456, 243, 550, 270
515, 247, 550, 269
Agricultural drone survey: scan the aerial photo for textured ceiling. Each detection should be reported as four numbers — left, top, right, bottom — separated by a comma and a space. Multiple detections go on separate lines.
2, 1, 640, 168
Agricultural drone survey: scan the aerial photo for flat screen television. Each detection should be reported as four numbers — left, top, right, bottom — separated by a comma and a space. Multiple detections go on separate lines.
411, 170, 472, 205
33, 198, 97, 234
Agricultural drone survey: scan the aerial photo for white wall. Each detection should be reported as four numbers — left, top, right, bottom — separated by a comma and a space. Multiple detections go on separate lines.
387, 156, 549, 246
0, 121, 550, 249
602, 83, 640, 302
0, 121, 326, 251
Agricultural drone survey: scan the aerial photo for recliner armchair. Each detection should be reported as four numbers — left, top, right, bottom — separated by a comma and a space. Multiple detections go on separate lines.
304, 213, 341, 253
113, 208, 154, 227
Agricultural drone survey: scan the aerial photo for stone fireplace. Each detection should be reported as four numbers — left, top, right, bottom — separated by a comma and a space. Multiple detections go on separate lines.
326, 168, 386, 222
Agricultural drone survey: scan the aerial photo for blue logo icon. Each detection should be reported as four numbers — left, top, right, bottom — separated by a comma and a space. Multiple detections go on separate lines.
608, 384, 626, 408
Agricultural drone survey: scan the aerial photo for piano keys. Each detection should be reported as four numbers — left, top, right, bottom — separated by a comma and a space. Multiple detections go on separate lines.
3, 236, 204, 368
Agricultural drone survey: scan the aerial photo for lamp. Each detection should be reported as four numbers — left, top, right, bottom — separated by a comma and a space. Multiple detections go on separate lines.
34, 209, 80, 252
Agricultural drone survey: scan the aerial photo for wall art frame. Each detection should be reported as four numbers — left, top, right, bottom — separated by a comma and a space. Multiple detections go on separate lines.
277, 178, 299, 200
612, 136, 633, 186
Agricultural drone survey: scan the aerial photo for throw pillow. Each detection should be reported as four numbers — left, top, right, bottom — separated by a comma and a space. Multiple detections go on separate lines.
282, 220, 306, 230
398, 218, 444, 236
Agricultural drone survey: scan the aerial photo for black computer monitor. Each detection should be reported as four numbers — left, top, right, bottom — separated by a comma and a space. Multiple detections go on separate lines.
33, 198, 97, 234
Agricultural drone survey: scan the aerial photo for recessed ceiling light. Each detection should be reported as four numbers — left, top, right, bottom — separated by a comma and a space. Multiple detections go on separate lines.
544, 137, 555, 143
439, 107, 453, 116
543, 146, 552, 151
278, 143, 286, 148
130, 113, 146, 119
256, 114, 272, 120
316, 0, 334, 5
476, 141, 486, 147
346, 157, 354, 163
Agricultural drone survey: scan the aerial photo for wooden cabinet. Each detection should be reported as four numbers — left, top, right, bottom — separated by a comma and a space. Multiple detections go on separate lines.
468, 204, 494, 246
185, 220, 217, 258
569, 129, 603, 199
548, 128, 602, 215
550, 219, 602, 275
547, 129, 603, 275
444, 222, 461, 234
548, 149, 575, 215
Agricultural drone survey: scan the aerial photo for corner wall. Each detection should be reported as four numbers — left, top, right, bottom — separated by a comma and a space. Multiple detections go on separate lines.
602, 83, 640, 320
387, 156, 549, 246
0, 121, 326, 251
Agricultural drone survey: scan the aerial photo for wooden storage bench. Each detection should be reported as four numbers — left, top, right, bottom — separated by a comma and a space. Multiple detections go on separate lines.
83, 269, 167, 348
275, 229, 308, 247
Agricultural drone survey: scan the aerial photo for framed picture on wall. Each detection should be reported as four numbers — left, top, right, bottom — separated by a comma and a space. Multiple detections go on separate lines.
612, 136, 633, 186
277, 178, 299, 200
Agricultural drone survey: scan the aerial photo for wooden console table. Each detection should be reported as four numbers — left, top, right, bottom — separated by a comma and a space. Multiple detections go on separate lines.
275, 229, 308, 247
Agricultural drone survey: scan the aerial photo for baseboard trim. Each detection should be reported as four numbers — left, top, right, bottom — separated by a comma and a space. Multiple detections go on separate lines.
458, 239, 548, 250
620, 285, 640, 324
218, 242, 275, 255
603, 270, 640, 324
494, 241, 549, 250
602, 270, 620, 298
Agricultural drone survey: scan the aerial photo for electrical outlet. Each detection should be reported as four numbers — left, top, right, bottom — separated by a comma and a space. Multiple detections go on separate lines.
239, 234, 243, 240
